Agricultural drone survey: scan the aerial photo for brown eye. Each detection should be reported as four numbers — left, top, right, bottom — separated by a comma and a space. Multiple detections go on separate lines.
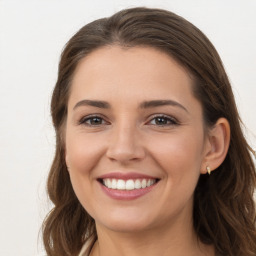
88, 117, 103, 125
149, 115, 178, 126
80, 116, 107, 126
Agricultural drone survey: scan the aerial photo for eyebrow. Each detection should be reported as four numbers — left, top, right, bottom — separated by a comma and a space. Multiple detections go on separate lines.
139, 100, 188, 112
73, 99, 188, 112
73, 100, 110, 110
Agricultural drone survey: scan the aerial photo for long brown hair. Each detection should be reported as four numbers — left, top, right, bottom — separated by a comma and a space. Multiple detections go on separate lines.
42, 7, 256, 256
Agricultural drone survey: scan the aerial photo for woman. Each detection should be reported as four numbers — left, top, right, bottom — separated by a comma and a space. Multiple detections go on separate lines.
42, 7, 256, 256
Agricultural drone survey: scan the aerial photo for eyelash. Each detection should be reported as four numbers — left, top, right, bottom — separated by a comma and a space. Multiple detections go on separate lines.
147, 114, 179, 126
79, 115, 108, 126
79, 114, 179, 127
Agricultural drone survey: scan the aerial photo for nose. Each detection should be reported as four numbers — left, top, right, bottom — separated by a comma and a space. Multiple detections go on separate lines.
106, 123, 146, 164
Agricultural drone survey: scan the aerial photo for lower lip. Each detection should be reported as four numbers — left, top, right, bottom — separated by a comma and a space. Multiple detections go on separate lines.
99, 182, 157, 200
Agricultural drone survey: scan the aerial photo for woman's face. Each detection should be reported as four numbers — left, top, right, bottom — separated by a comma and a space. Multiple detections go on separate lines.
65, 46, 210, 232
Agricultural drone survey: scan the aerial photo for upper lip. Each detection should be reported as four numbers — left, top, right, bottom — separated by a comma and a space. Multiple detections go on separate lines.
97, 172, 159, 181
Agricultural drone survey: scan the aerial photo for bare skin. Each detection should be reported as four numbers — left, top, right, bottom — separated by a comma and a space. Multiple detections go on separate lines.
65, 46, 230, 256
89, 217, 215, 256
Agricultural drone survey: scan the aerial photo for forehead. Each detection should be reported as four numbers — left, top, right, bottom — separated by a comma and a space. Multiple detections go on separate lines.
69, 46, 197, 109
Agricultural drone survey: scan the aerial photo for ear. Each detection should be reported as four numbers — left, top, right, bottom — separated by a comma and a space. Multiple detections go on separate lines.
201, 118, 230, 174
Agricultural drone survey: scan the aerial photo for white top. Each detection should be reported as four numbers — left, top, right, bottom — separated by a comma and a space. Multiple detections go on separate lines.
78, 242, 90, 256
78, 237, 95, 256
35, 242, 91, 256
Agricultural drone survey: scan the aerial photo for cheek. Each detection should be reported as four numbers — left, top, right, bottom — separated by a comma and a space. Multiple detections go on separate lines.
148, 132, 204, 212
65, 132, 105, 214
65, 131, 105, 174
147, 130, 205, 188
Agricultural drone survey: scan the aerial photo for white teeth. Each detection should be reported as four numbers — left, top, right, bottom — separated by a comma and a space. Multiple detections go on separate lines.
126, 179, 135, 190
141, 179, 147, 188
135, 179, 142, 189
112, 179, 117, 189
106, 179, 112, 188
102, 178, 157, 190
116, 179, 126, 190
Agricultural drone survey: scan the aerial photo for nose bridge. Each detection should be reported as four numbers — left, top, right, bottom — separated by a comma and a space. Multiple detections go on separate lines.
106, 117, 145, 162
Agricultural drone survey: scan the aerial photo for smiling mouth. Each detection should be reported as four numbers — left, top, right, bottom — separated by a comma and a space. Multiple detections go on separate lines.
98, 178, 159, 191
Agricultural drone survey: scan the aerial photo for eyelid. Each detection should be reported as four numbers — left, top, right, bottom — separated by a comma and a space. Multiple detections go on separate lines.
77, 113, 179, 126
146, 114, 179, 125
78, 114, 110, 126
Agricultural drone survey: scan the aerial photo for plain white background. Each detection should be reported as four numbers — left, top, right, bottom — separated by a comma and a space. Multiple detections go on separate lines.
0, 1, 255, 255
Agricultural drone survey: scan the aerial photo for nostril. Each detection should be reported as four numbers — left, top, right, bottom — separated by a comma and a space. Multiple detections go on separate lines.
106, 146, 146, 163
106, 132, 146, 162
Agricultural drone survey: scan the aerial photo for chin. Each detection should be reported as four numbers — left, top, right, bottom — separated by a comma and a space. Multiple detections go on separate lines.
100, 220, 153, 233
95, 209, 157, 233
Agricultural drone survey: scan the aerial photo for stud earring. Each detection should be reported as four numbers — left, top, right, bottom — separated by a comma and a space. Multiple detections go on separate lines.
206, 166, 211, 175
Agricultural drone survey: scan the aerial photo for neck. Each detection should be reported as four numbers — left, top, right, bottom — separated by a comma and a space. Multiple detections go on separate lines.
90, 215, 214, 256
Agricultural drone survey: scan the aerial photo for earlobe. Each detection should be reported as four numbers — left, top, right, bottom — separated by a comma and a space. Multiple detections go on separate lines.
201, 118, 230, 174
